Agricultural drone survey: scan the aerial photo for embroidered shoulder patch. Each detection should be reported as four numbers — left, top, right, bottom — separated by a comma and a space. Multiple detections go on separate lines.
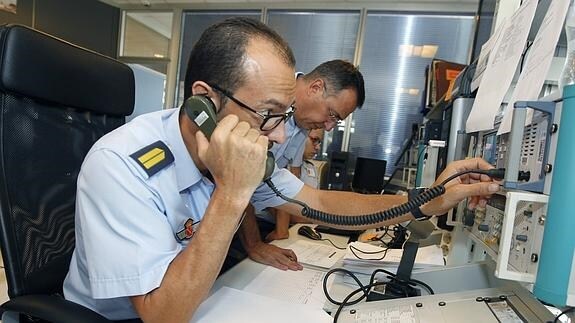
176, 218, 199, 241
130, 141, 174, 177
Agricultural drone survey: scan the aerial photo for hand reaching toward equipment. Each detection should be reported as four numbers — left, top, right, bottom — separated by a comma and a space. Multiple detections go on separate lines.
422, 158, 500, 216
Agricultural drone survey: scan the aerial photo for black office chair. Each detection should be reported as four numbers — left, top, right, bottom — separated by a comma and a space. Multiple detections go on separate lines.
0, 24, 134, 323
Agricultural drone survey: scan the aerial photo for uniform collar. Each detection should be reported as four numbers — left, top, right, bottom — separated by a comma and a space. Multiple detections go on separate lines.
289, 113, 306, 135
165, 108, 203, 192
287, 114, 297, 129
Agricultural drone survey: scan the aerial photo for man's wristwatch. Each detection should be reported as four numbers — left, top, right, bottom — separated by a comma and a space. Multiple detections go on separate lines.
408, 188, 431, 221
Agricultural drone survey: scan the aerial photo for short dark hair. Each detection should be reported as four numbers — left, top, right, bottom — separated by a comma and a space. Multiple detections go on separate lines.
304, 60, 365, 108
183, 17, 295, 101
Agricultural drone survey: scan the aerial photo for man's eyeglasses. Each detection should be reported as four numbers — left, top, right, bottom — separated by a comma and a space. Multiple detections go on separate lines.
209, 83, 295, 131
323, 83, 343, 124
328, 108, 343, 124
309, 136, 322, 146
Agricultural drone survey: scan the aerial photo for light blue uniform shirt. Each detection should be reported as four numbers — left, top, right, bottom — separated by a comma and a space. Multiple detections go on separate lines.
257, 72, 308, 222
270, 116, 307, 169
63, 108, 303, 320
269, 72, 308, 169
257, 117, 307, 222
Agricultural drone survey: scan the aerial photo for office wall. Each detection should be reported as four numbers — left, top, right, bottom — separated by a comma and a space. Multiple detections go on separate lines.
0, 0, 120, 58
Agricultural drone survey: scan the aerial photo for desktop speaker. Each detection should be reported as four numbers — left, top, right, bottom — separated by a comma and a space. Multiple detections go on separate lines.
323, 151, 355, 191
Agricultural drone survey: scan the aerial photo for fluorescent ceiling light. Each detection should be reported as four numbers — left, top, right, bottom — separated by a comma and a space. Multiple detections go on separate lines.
397, 88, 420, 96
412, 46, 422, 57
399, 44, 438, 58
421, 45, 438, 58
399, 44, 413, 57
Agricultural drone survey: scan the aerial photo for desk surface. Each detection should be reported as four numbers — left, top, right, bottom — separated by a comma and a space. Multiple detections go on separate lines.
213, 223, 350, 293
211, 225, 553, 323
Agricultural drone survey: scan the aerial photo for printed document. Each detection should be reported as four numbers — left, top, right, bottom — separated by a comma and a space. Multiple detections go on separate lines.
466, 0, 538, 132
288, 239, 345, 269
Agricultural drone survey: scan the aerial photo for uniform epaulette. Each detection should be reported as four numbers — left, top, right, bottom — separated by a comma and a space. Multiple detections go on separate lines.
130, 140, 174, 177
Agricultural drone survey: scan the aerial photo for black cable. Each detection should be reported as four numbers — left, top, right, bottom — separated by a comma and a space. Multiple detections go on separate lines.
380, 226, 390, 237
369, 226, 392, 246
323, 266, 435, 322
370, 268, 396, 281
266, 168, 505, 227
266, 178, 445, 225
408, 278, 434, 295
553, 307, 574, 323
349, 245, 389, 260
387, 225, 408, 249
322, 268, 397, 308
350, 245, 388, 254
333, 281, 387, 322
321, 238, 347, 250
322, 268, 371, 306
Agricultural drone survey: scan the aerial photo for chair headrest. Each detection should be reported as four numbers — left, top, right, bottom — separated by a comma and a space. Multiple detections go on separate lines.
0, 24, 134, 116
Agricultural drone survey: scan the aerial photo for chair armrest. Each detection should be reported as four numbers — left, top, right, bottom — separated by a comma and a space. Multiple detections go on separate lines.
1, 294, 112, 323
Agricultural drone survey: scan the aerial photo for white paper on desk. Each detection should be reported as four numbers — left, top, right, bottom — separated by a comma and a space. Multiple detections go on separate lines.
192, 287, 331, 323
243, 266, 333, 309
344, 242, 444, 267
466, 0, 538, 133
498, 0, 570, 135
288, 239, 345, 269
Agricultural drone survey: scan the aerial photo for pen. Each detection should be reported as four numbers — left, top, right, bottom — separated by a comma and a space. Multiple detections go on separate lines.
328, 251, 337, 258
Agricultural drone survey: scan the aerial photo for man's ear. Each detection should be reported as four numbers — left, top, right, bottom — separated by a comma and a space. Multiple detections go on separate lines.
308, 78, 325, 96
190, 81, 221, 113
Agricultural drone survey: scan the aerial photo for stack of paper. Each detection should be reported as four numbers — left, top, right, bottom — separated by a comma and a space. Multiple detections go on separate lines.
342, 242, 445, 275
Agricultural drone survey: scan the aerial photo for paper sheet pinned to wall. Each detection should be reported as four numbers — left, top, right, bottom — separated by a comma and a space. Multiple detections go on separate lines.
466, 0, 538, 133
497, 0, 570, 135
471, 26, 500, 92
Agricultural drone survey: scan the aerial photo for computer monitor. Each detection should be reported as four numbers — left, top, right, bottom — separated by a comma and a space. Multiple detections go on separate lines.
352, 157, 387, 194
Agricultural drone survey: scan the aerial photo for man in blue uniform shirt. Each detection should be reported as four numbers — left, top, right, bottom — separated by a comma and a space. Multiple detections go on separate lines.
64, 17, 500, 322
235, 60, 365, 269
272, 60, 364, 172
236, 61, 365, 269
265, 60, 364, 242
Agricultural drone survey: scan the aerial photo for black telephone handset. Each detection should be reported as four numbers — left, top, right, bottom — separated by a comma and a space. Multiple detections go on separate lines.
183, 95, 275, 181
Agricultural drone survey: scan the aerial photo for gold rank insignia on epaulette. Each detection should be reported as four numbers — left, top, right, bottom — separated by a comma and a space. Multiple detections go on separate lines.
130, 140, 174, 177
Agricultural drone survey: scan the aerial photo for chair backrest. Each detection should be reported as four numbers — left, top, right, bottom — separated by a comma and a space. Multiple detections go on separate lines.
0, 24, 134, 298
